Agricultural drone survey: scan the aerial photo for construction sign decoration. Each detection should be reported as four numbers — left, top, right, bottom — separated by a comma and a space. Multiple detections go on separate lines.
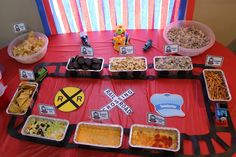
54, 87, 85, 112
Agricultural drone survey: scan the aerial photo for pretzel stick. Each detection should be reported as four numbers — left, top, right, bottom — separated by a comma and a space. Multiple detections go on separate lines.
205, 71, 229, 100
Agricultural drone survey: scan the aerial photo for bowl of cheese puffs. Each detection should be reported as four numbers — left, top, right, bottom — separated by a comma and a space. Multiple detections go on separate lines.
7, 31, 48, 64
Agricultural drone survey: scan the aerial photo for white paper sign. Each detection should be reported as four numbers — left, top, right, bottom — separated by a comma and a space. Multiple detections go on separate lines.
13, 23, 26, 33
147, 113, 165, 125
39, 104, 56, 116
19, 69, 35, 81
80, 46, 94, 56
100, 88, 134, 115
0, 83, 7, 97
91, 110, 109, 121
205, 55, 224, 67
119, 45, 134, 55
164, 44, 179, 54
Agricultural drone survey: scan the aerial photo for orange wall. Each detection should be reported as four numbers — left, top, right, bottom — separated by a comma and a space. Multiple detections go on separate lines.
193, 0, 236, 46
0, 0, 44, 48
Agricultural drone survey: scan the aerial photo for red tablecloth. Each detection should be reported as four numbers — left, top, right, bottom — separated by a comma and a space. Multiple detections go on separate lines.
0, 30, 236, 157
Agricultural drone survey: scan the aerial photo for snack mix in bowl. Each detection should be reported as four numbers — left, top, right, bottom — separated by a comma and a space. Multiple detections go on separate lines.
163, 20, 215, 56
167, 26, 210, 49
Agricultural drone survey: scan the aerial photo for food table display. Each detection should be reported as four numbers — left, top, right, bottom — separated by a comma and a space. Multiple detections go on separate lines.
0, 28, 236, 157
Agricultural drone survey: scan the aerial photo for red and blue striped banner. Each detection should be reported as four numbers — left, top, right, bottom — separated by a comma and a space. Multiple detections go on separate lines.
36, 0, 195, 35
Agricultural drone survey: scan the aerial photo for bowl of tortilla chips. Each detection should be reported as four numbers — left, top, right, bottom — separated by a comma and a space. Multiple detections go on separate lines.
7, 31, 48, 64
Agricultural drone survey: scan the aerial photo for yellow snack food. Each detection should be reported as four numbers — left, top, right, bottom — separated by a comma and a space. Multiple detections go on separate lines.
8, 83, 37, 114
204, 70, 230, 100
8, 102, 21, 113
75, 123, 122, 147
12, 31, 45, 57
110, 57, 146, 71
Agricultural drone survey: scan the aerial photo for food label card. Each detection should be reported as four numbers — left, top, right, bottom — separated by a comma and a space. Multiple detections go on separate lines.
164, 44, 179, 54
0, 83, 7, 96
147, 113, 165, 125
205, 55, 224, 67
80, 46, 94, 56
119, 45, 134, 55
19, 69, 35, 81
13, 23, 26, 33
38, 104, 56, 116
90, 110, 109, 121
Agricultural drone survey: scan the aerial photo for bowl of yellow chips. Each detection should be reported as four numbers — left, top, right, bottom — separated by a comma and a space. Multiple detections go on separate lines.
7, 31, 48, 64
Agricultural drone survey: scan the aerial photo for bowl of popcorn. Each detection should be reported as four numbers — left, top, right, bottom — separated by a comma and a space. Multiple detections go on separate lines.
163, 20, 215, 56
8, 31, 48, 64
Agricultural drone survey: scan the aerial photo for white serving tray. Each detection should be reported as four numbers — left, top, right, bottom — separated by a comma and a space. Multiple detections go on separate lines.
74, 122, 123, 148
6, 82, 38, 116
21, 115, 69, 142
66, 56, 104, 72
109, 56, 148, 72
203, 69, 232, 102
153, 56, 193, 71
129, 124, 180, 152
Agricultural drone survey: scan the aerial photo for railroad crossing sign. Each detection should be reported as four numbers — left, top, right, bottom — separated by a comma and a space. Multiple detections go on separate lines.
54, 87, 85, 112
100, 89, 134, 115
